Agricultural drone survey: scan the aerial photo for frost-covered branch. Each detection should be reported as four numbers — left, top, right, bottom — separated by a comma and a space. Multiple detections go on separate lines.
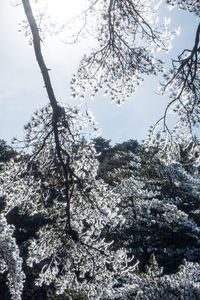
0, 215, 25, 300
71, 0, 173, 103
148, 2, 200, 153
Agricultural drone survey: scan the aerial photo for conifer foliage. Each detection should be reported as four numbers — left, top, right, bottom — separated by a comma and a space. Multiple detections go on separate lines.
0, 0, 200, 299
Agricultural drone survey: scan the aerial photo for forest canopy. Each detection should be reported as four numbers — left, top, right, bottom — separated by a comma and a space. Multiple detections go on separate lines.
0, 0, 200, 299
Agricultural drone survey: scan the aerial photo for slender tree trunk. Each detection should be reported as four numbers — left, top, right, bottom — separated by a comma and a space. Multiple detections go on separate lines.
21, 0, 73, 234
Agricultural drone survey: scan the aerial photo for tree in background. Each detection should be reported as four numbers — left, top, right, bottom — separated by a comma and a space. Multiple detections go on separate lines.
96, 139, 200, 271
96, 139, 200, 298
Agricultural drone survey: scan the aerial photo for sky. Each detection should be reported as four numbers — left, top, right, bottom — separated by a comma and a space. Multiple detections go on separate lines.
0, 1, 199, 145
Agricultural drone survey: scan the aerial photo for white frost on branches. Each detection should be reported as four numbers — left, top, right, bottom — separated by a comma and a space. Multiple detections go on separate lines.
0, 104, 135, 299
0, 215, 25, 300
71, 0, 173, 104
106, 259, 200, 299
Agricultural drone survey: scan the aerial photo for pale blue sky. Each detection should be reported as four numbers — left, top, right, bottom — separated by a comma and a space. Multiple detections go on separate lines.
0, 1, 199, 145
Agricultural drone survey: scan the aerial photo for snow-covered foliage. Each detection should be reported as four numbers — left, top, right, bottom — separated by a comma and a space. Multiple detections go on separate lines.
18, 0, 174, 104
106, 258, 200, 299
2, 0, 200, 298
70, 0, 173, 104
1, 120, 200, 299
102, 148, 200, 275
167, 0, 200, 16
0, 215, 25, 300
0, 105, 135, 299
148, 1, 200, 150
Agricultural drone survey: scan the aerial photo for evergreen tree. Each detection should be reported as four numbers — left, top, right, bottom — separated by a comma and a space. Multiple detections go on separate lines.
0, 0, 199, 298
103, 143, 200, 276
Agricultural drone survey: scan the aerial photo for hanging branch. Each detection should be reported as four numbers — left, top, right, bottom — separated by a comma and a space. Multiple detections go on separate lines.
148, 20, 200, 149
21, 0, 75, 238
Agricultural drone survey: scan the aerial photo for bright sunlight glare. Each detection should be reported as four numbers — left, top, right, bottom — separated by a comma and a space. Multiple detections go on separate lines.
46, 0, 86, 22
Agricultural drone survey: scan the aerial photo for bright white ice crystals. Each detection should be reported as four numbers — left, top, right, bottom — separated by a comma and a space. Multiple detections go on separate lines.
0, 104, 134, 299
0, 215, 25, 300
